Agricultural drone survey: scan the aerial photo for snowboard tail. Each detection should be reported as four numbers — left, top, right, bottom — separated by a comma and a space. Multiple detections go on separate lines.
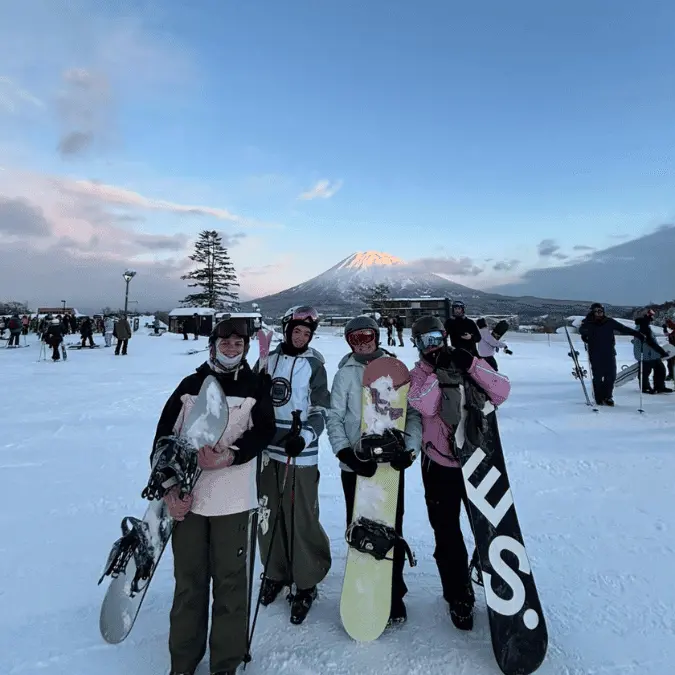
456, 409, 548, 675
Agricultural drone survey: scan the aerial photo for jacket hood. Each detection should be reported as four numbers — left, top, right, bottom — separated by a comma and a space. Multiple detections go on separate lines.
269, 343, 325, 364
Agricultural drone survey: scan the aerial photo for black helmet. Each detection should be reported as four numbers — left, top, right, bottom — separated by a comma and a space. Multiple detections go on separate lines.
210, 317, 250, 351
411, 315, 444, 338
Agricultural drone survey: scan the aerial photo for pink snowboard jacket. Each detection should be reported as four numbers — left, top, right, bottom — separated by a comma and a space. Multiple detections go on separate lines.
408, 356, 511, 468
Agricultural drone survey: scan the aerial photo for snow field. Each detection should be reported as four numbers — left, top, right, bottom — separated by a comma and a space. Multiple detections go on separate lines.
0, 328, 674, 674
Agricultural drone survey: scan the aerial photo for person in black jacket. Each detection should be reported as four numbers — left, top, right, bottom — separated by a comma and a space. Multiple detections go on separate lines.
43, 318, 64, 361
444, 301, 481, 356
579, 303, 666, 406
151, 317, 276, 675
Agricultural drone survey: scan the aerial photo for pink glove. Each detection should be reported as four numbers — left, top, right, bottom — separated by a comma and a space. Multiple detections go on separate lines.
197, 444, 235, 470
164, 487, 193, 521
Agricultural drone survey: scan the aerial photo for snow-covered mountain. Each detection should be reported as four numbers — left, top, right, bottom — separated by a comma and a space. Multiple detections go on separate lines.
249, 250, 628, 319
250, 251, 485, 315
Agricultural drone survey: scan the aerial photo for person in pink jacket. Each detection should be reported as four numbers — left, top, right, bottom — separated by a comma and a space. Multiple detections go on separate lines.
407, 315, 511, 632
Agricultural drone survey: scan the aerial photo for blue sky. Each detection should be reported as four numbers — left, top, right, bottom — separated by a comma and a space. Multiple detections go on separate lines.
0, 0, 674, 307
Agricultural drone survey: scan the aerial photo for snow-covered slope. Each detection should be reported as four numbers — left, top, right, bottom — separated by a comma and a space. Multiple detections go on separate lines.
1, 330, 674, 674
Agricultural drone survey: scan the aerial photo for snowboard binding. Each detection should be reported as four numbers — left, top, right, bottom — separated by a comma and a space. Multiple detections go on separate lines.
98, 516, 157, 595
142, 435, 199, 501
345, 517, 416, 567
572, 367, 588, 379
355, 428, 409, 463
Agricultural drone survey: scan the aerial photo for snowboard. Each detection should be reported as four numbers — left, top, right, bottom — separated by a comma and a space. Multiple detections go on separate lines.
98, 374, 230, 644
492, 320, 510, 340
340, 357, 413, 642
615, 342, 675, 388
455, 382, 548, 675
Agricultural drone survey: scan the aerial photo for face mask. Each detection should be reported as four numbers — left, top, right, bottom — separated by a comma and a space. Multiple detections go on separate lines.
215, 351, 243, 370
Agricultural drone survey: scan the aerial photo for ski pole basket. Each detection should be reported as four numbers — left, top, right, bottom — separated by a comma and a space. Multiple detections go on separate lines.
345, 516, 416, 567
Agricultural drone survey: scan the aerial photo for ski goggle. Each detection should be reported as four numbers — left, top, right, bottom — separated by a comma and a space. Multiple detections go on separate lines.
213, 318, 249, 338
288, 306, 319, 323
346, 328, 377, 347
414, 330, 445, 351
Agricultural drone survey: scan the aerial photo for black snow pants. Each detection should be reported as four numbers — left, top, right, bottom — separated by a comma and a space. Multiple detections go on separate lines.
420, 456, 473, 604
341, 469, 407, 607
641, 359, 666, 392
589, 352, 617, 402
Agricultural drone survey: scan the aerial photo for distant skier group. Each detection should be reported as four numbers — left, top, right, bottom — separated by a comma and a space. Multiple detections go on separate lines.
150, 301, 512, 675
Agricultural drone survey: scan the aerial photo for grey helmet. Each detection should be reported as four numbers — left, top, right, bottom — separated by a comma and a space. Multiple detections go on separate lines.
344, 315, 380, 345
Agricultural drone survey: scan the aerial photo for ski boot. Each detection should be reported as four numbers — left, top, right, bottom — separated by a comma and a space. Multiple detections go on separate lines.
388, 596, 407, 625
289, 586, 317, 624
259, 577, 285, 606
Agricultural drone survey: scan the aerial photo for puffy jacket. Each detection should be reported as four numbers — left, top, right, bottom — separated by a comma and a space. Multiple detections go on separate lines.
254, 344, 330, 467
633, 318, 665, 361
408, 355, 511, 469
152, 361, 276, 517
444, 316, 481, 356
104, 318, 114, 333
477, 327, 507, 358
8, 317, 21, 332
325, 352, 423, 472
114, 319, 132, 340
579, 314, 641, 359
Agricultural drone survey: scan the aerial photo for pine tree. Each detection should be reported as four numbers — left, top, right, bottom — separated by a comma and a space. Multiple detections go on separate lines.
180, 230, 239, 309
360, 283, 391, 311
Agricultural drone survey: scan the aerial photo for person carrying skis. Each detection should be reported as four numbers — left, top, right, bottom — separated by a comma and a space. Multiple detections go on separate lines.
407, 316, 511, 632
254, 306, 332, 625
444, 301, 481, 356
579, 303, 665, 406
325, 315, 423, 624
633, 309, 672, 394
151, 317, 276, 675
476, 318, 511, 371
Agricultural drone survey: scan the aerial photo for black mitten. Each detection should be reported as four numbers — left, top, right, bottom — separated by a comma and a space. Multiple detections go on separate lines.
337, 448, 377, 477
285, 435, 306, 458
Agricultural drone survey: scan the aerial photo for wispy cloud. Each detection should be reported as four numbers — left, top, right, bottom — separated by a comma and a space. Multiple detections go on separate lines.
0, 76, 44, 113
537, 238, 561, 257
493, 259, 520, 272
298, 179, 343, 201
407, 256, 483, 277
573, 244, 595, 251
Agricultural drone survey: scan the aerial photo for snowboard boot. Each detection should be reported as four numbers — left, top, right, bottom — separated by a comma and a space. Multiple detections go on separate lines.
448, 583, 475, 632
289, 586, 317, 624
469, 547, 483, 587
388, 597, 407, 625
656, 387, 673, 393
604, 398, 615, 407
259, 577, 285, 606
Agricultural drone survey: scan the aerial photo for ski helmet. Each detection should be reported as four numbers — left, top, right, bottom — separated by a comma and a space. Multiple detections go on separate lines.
210, 317, 250, 349
411, 315, 446, 352
281, 306, 319, 343
344, 315, 380, 348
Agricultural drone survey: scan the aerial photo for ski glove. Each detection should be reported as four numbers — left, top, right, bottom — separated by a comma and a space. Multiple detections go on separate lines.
436, 347, 474, 372
337, 448, 377, 478
164, 487, 193, 521
390, 451, 415, 471
285, 435, 306, 458
198, 444, 234, 470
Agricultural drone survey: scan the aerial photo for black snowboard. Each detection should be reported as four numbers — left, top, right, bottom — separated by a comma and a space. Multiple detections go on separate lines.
456, 411, 548, 675
492, 320, 510, 340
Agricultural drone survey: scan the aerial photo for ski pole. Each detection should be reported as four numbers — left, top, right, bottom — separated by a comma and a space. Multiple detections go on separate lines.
638, 343, 645, 414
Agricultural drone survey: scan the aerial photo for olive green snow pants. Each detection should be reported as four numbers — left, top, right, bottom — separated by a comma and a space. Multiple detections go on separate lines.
257, 460, 332, 591
169, 510, 253, 674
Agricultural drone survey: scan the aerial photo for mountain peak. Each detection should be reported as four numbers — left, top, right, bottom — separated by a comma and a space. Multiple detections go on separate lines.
337, 251, 405, 271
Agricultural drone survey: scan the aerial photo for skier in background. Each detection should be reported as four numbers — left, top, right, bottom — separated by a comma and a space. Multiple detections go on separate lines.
476, 318, 511, 371
21, 314, 29, 337
103, 315, 115, 348
444, 301, 481, 356
407, 316, 511, 632
634, 309, 672, 394
114, 315, 132, 355
580, 303, 665, 406
7, 314, 22, 346
663, 318, 675, 381
254, 306, 332, 625
326, 315, 422, 624
151, 317, 276, 675
80, 316, 96, 348
385, 316, 395, 346
43, 317, 64, 361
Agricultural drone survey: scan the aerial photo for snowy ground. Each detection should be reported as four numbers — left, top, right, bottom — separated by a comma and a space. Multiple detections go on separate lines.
1, 327, 674, 675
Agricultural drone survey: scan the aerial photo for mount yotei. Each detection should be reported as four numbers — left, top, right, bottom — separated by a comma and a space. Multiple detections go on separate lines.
248, 251, 631, 319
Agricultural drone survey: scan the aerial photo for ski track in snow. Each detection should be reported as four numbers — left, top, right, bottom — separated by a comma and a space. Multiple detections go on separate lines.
1, 330, 674, 674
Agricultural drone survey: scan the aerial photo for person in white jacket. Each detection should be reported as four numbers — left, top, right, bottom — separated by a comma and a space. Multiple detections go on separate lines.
476, 318, 511, 371
325, 315, 423, 625
103, 315, 115, 348
254, 306, 332, 626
